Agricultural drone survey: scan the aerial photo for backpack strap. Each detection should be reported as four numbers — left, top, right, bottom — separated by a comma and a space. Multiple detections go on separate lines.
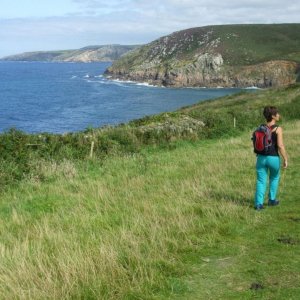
271, 125, 279, 133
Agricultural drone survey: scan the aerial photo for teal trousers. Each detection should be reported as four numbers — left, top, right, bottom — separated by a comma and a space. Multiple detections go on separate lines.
255, 155, 281, 206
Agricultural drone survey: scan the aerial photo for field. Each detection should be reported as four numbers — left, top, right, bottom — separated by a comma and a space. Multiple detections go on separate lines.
0, 85, 299, 299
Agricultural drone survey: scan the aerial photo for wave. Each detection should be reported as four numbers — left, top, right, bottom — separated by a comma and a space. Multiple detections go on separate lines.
244, 86, 262, 90
110, 79, 159, 88
135, 82, 159, 88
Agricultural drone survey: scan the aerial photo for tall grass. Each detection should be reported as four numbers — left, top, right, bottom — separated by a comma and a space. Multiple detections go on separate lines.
0, 119, 299, 299
0, 85, 299, 298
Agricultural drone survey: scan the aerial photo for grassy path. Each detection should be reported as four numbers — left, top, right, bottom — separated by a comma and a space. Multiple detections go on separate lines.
175, 120, 300, 299
0, 121, 299, 299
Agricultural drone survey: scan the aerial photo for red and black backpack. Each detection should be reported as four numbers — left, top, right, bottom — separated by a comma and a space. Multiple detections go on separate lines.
252, 124, 274, 154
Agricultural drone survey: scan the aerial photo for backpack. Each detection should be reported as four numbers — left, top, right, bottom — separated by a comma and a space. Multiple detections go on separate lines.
252, 124, 274, 154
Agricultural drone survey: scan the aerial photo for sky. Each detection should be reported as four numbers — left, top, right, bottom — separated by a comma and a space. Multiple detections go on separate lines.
0, 0, 299, 57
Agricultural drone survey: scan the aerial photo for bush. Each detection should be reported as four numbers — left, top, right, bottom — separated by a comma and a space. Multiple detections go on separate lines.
1, 84, 300, 190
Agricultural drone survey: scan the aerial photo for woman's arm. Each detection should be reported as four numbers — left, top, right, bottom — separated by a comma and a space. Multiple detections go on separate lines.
276, 127, 288, 168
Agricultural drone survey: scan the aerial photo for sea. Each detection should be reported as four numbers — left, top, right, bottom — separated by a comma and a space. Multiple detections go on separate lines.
0, 61, 250, 134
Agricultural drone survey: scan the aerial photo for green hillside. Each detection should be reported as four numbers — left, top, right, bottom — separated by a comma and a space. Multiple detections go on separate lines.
0, 45, 140, 62
106, 24, 300, 88
111, 24, 300, 69
0, 50, 73, 61
1, 84, 300, 191
0, 85, 299, 298
215, 24, 300, 64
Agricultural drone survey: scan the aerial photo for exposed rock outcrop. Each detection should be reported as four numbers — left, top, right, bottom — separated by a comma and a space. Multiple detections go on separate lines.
106, 55, 298, 88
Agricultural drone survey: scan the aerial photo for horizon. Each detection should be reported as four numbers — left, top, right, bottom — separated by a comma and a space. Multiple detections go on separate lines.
1, 0, 300, 58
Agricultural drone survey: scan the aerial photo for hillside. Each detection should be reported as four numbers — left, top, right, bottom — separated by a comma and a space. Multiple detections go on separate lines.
1, 84, 300, 190
0, 45, 140, 62
0, 84, 299, 298
105, 24, 300, 88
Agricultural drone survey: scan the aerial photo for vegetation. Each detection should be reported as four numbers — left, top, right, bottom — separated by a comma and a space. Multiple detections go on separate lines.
0, 45, 140, 62
0, 85, 300, 298
212, 24, 300, 65
108, 24, 300, 71
1, 84, 300, 191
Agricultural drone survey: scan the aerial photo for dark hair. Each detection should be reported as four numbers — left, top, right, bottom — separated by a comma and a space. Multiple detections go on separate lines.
263, 106, 278, 122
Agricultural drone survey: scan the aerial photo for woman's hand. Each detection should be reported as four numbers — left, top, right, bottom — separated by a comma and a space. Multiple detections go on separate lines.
283, 159, 288, 169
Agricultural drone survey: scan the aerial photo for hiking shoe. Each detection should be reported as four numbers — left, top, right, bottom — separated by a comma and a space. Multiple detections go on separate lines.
255, 204, 265, 211
268, 200, 280, 206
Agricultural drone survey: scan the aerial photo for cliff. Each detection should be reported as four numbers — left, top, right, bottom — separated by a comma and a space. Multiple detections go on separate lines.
0, 45, 140, 62
105, 24, 300, 88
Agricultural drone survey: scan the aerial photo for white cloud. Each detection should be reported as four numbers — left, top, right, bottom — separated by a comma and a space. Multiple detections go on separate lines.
1, 0, 299, 57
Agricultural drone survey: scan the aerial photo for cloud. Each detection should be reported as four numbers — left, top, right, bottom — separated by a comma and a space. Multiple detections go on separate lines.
69, 0, 300, 31
1, 0, 299, 57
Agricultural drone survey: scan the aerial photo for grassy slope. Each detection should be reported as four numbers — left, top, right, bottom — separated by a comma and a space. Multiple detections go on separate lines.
109, 24, 300, 72
1, 45, 139, 62
176, 122, 300, 299
0, 118, 299, 298
1, 85, 299, 192
212, 24, 300, 65
0, 50, 74, 61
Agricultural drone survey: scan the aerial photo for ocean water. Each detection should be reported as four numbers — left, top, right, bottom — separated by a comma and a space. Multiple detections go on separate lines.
0, 61, 245, 134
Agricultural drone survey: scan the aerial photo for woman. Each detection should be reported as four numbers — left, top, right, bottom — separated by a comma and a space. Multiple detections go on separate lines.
254, 106, 288, 210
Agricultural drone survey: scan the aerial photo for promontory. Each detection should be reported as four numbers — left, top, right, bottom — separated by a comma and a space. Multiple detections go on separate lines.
0, 45, 140, 63
105, 24, 300, 88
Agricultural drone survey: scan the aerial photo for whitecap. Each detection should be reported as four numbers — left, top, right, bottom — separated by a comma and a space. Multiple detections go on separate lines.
135, 82, 158, 88
110, 79, 158, 88
244, 86, 262, 90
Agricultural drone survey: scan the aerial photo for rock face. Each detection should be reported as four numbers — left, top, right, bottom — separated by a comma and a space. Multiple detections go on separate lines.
1, 45, 140, 62
106, 54, 298, 88
105, 24, 300, 88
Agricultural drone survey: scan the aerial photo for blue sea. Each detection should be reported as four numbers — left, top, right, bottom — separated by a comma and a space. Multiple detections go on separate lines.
0, 61, 246, 134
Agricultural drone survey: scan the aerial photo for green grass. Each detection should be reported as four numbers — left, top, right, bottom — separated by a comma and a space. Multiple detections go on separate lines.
1, 84, 300, 191
0, 84, 300, 298
213, 24, 300, 65
108, 24, 300, 73
0, 118, 299, 299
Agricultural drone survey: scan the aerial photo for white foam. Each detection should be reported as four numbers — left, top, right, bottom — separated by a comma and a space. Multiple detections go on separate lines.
136, 82, 157, 87
186, 86, 207, 89
244, 86, 262, 90
110, 79, 158, 88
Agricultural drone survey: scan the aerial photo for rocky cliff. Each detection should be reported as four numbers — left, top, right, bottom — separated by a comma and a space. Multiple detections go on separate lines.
1, 45, 140, 62
105, 24, 300, 88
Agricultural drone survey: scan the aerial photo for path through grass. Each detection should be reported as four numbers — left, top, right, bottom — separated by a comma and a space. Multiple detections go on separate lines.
0, 121, 299, 299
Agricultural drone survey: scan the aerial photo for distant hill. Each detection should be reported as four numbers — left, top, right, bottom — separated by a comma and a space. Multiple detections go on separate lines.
0, 45, 140, 62
105, 24, 300, 88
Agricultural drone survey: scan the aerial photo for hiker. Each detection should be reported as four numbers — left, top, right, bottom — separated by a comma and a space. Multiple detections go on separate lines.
253, 106, 288, 210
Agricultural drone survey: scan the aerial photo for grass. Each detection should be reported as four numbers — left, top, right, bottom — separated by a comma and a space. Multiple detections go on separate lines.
0, 84, 299, 298
1, 84, 300, 192
213, 24, 300, 65
107, 24, 300, 74
0, 117, 299, 298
